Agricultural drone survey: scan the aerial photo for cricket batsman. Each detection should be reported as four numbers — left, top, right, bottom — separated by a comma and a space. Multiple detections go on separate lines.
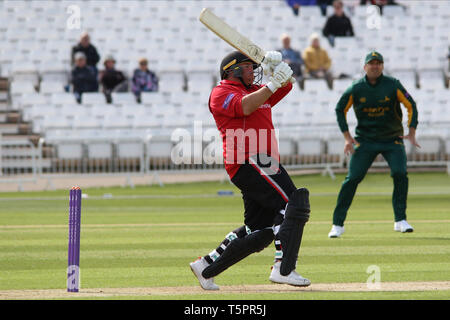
328, 51, 420, 238
190, 51, 311, 290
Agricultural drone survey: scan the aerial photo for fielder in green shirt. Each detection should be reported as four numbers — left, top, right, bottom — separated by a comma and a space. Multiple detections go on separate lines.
328, 51, 420, 238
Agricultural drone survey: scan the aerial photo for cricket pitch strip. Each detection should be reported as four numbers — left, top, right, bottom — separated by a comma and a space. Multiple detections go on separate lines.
1, 281, 449, 299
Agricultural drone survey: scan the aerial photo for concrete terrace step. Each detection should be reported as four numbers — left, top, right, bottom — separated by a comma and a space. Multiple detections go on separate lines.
0, 123, 32, 135
0, 111, 21, 123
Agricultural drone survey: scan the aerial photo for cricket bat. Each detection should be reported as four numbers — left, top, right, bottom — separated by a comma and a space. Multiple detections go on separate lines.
199, 8, 295, 83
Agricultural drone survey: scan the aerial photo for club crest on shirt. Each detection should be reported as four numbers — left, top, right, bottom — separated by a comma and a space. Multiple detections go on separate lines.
360, 97, 366, 103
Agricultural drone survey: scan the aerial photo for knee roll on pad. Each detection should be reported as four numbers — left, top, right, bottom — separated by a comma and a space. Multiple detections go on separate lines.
278, 188, 311, 276
285, 187, 310, 221
202, 229, 274, 278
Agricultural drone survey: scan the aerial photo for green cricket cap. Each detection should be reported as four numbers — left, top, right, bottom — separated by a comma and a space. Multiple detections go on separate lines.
365, 51, 384, 64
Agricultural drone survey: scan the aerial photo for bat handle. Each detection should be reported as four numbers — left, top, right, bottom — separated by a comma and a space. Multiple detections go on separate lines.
290, 77, 297, 84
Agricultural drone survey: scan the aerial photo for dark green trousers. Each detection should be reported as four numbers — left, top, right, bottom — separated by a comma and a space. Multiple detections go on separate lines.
332, 139, 408, 226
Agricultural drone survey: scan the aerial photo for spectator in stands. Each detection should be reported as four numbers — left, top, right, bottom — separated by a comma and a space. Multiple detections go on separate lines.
302, 33, 333, 88
99, 55, 128, 103
317, 0, 334, 16
278, 33, 304, 87
360, 0, 400, 15
131, 58, 159, 103
285, 0, 317, 16
70, 52, 99, 103
322, 0, 354, 47
71, 32, 101, 74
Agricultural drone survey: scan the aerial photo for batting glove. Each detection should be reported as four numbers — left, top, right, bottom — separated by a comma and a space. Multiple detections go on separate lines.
262, 51, 283, 76
266, 62, 293, 93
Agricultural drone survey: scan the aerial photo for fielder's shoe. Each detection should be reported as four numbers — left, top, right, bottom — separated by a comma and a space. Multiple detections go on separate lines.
269, 261, 311, 287
394, 220, 414, 233
328, 225, 345, 238
189, 257, 220, 290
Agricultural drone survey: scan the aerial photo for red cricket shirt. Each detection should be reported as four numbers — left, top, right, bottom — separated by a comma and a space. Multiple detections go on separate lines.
209, 79, 293, 178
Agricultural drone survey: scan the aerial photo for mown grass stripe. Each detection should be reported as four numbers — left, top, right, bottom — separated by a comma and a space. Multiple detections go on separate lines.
1, 219, 449, 229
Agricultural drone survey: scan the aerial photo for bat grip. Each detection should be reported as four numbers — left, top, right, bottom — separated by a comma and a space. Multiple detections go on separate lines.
290, 77, 296, 84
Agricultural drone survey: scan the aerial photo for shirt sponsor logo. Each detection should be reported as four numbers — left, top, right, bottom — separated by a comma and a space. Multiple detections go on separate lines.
363, 106, 390, 117
360, 97, 366, 103
259, 103, 271, 109
222, 93, 235, 110
378, 96, 390, 103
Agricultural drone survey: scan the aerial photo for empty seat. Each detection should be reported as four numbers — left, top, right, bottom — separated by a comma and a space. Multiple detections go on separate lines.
81, 92, 106, 104
10, 81, 36, 100
158, 70, 186, 92
111, 92, 138, 105
303, 79, 330, 93
50, 92, 77, 104
72, 114, 101, 130
186, 71, 215, 91
141, 92, 168, 105
40, 81, 65, 94
14, 92, 48, 109
332, 79, 352, 94
103, 114, 133, 129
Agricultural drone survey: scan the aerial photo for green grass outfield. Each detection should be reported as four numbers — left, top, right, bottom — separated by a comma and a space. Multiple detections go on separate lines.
0, 172, 449, 300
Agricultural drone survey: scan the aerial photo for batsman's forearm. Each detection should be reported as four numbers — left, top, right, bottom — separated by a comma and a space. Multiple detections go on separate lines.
241, 87, 273, 116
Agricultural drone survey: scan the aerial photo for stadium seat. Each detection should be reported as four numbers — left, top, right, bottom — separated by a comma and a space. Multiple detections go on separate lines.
111, 92, 138, 105
50, 92, 77, 105
72, 114, 101, 130
303, 79, 330, 93
81, 92, 107, 105
333, 79, 352, 95
158, 70, 186, 92
0, 0, 447, 170
40, 81, 65, 94
10, 81, 36, 102
14, 92, 48, 109
186, 71, 215, 91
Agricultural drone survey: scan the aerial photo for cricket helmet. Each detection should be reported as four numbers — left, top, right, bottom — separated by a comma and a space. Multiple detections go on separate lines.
220, 51, 262, 86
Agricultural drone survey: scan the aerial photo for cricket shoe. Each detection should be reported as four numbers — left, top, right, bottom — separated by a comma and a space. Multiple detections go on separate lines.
189, 257, 220, 290
269, 261, 311, 287
394, 220, 414, 233
328, 225, 345, 238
